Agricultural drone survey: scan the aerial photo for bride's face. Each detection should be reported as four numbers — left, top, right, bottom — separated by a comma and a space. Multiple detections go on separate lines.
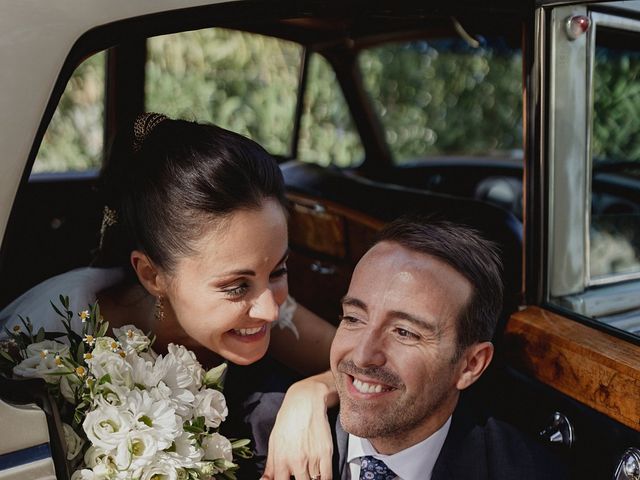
161, 198, 289, 365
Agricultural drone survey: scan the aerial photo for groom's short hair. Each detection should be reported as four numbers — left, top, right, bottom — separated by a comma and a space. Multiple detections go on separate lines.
375, 216, 504, 355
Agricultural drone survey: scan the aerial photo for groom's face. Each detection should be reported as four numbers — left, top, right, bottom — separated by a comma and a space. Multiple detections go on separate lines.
330, 241, 473, 453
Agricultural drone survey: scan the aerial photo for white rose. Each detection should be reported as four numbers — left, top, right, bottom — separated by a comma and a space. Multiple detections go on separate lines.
159, 344, 203, 393
93, 382, 129, 406
113, 325, 151, 354
173, 431, 204, 465
192, 389, 228, 429
82, 398, 132, 451
13, 340, 70, 383
139, 452, 182, 480
114, 430, 158, 471
87, 351, 133, 388
62, 423, 85, 461
71, 469, 95, 480
202, 433, 233, 462
83, 445, 107, 468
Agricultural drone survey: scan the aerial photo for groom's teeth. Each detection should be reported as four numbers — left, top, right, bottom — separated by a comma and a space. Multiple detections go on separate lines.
352, 378, 387, 394
235, 326, 263, 336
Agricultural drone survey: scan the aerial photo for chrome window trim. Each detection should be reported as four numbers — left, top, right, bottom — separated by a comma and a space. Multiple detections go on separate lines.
547, 4, 590, 298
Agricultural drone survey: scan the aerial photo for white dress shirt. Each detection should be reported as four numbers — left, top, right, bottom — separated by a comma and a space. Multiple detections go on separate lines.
346, 416, 451, 480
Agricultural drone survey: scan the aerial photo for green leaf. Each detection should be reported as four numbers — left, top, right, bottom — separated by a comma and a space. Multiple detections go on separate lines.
183, 424, 205, 434
230, 438, 250, 449
50, 301, 66, 319
0, 349, 15, 363
60, 295, 70, 310
35, 327, 46, 343
76, 342, 85, 363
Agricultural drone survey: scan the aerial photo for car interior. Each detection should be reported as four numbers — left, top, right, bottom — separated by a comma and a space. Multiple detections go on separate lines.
1, 1, 640, 479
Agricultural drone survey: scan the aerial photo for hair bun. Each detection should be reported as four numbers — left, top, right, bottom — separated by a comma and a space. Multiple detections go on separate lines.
133, 112, 168, 152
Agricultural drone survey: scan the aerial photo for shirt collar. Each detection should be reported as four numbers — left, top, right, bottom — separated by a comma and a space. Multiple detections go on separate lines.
346, 416, 451, 480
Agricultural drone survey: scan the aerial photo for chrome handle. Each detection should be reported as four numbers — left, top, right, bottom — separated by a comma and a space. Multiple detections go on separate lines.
539, 412, 575, 448
310, 261, 336, 275
615, 448, 640, 480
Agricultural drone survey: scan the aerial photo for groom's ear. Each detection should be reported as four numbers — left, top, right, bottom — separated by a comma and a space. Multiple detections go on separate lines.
455, 341, 494, 391
130, 250, 167, 296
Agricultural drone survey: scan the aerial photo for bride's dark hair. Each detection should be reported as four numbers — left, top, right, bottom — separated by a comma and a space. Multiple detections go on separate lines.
95, 114, 287, 275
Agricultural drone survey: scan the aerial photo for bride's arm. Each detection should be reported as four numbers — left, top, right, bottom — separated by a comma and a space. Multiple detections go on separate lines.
264, 304, 338, 479
268, 303, 336, 375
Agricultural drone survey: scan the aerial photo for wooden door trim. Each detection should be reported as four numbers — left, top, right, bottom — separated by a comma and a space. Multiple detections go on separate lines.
504, 306, 640, 431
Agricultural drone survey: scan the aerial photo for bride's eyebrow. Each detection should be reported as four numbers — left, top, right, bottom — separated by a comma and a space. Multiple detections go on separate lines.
212, 249, 289, 278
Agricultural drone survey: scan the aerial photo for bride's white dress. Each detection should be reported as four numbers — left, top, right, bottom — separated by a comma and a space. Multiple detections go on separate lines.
0, 267, 125, 334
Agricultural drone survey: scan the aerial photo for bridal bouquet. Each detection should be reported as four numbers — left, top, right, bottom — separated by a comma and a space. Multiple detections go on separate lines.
0, 296, 251, 480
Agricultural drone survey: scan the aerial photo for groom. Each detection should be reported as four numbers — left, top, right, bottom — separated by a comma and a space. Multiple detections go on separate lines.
330, 217, 567, 480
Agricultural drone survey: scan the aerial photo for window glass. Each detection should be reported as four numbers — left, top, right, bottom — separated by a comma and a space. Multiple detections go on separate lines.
590, 27, 640, 281
31, 51, 106, 174
298, 53, 364, 167
359, 38, 522, 164
146, 28, 302, 158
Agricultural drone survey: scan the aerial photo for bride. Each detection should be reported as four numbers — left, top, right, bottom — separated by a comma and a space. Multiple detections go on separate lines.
0, 113, 337, 479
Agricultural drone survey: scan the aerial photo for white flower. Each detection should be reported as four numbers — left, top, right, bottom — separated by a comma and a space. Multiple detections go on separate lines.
114, 430, 158, 471
159, 344, 203, 394
71, 469, 95, 480
87, 350, 133, 388
92, 337, 120, 355
149, 381, 194, 420
83, 445, 107, 469
138, 452, 184, 480
93, 382, 130, 407
125, 389, 180, 450
113, 325, 151, 354
127, 353, 165, 389
202, 433, 233, 462
173, 431, 204, 465
83, 398, 132, 451
13, 340, 70, 383
63, 423, 85, 461
78, 446, 119, 479
193, 389, 228, 429
203, 363, 227, 388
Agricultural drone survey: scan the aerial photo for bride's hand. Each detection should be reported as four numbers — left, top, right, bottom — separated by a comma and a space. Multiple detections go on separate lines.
262, 371, 338, 480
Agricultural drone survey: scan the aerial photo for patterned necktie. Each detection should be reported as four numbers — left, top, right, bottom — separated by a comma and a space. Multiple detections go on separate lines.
359, 455, 396, 480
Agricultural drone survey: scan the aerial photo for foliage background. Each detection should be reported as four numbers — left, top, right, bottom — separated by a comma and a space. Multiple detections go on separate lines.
33, 27, 639, 174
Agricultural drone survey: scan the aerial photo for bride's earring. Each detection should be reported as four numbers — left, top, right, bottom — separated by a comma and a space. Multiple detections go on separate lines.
155, 295, 165, 322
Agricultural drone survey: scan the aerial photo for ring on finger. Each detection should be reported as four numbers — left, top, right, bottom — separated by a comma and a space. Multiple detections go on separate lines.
311, 475, 321, 480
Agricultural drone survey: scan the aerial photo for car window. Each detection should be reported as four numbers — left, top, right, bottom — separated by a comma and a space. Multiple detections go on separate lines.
358, 36, 522, 164
31, 51, 106, 175
590, 26, 640, 282
297, 53, 364, 167
146, 28, 303, 158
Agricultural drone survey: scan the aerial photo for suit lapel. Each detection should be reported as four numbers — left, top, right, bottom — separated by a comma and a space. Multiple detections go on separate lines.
329, 410, 350, 480
431, 407, 487, 480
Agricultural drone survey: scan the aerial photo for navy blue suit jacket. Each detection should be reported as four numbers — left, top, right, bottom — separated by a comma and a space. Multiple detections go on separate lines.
330, 402, 569, 480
